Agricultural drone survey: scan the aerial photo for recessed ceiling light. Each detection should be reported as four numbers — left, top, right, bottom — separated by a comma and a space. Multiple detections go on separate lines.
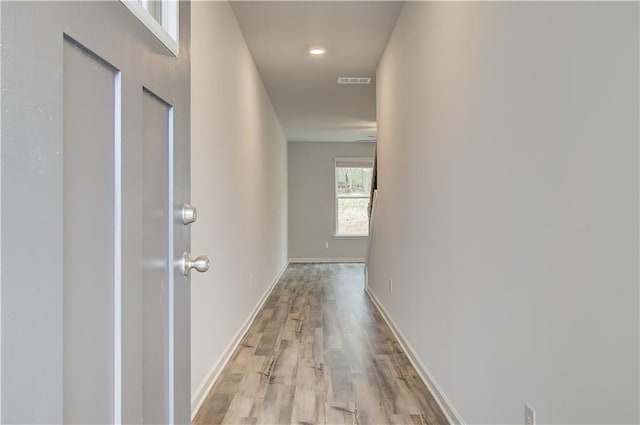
309, 47, 326, 55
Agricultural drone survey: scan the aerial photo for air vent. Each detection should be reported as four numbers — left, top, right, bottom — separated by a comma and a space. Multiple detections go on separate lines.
337, 77, 371, 85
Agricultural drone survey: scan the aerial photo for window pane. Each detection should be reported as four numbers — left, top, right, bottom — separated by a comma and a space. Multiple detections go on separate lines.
336, 167, 372, 196
337, 198, 369, 235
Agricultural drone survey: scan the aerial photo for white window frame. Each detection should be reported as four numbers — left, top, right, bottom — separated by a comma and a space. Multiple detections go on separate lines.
120, 0, 179, 56
334, 158, 374, 238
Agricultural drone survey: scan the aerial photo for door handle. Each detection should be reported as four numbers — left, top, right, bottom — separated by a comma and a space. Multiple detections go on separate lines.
181, 252, 210, 276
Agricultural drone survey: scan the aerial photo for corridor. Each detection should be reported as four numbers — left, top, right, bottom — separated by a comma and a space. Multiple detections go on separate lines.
193, 264, 447, 425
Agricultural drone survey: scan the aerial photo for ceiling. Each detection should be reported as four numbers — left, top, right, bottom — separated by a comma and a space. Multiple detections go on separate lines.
230, 1, 403, 142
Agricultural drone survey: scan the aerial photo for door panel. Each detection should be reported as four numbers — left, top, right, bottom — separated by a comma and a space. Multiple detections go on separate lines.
142, 89, 172, 425
1, 2, 192, 423
62, 38, 117, 424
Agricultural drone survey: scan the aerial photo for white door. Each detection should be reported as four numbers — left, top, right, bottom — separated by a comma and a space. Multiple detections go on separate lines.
1, 1, 202, 423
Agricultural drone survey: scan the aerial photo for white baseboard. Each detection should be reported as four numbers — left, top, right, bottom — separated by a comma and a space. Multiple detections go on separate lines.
288, 257, 365, 263
190, 261, 289, 420
365, 287, 465, 425
364, 264, 368, 289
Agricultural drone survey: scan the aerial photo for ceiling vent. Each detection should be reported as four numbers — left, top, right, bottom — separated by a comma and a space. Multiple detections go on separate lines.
337, 77, 371, 85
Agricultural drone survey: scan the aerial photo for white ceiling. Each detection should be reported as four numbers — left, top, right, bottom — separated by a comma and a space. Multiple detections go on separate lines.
230, 1, 403, 142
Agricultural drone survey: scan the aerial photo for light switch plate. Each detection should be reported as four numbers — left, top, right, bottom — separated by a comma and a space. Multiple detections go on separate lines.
525, 403, 536, 425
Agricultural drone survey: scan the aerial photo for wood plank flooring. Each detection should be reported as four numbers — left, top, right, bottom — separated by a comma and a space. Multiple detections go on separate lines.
193, 263, 448, 425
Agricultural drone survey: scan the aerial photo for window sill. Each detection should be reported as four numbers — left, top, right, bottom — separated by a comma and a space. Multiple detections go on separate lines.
333, 234, 369, 239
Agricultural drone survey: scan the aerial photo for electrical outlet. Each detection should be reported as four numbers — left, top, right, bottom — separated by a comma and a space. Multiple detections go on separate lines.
525, 403, 536, 425
250, 275, 254, 289
389, 279, 393, 294
325, 242, 329, 249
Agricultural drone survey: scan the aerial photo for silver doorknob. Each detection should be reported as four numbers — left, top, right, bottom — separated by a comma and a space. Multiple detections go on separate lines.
181, 204, 197, 225
181, 252, 210, 276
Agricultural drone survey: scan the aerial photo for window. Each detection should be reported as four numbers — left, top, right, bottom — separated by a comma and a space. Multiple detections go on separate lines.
120, 0, 179, 55
335, 158, 374, 236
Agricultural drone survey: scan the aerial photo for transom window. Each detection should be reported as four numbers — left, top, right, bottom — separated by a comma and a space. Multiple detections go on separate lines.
335, 158, 374, 237
120, 0, 179, 55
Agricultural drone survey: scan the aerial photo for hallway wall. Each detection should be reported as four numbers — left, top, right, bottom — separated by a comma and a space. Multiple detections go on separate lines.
190, 1, 288, 415
368, 2, 639, 424
288, 141, 375, 262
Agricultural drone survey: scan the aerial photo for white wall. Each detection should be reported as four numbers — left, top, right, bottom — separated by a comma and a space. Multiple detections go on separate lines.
369, 2, 639, 424
190, 1, 288, 415
288, 142, 375, 262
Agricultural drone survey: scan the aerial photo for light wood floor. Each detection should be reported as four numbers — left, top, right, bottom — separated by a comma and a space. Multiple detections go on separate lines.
193, 263, 448, 425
